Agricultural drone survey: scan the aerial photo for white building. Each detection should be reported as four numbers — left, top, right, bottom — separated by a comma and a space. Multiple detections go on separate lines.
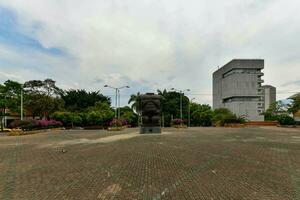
213, 59, 276, 121
262, 85, 276, 111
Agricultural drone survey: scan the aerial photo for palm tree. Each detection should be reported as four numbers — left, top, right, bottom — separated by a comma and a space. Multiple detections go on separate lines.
128, 92, 142, 114
128, 92, 142, 126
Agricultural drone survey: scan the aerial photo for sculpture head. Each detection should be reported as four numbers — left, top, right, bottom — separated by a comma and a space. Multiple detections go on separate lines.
140, 93, 162, 115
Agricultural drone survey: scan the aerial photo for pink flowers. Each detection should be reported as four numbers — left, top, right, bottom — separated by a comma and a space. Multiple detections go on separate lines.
171, 118, 184, 125
35, 119, 63, 127
10, 119, 63, 130
109, 119, 128, 127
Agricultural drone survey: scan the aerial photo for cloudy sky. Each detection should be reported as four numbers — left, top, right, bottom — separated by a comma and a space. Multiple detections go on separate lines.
0, 0, 299, 105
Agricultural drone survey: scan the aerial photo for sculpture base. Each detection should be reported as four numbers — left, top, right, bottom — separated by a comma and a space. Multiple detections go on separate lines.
140, 126, 161, 134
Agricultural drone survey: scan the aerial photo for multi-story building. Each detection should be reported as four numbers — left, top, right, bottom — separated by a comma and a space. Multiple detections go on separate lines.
262, 85, 276, 111
213, 59, 273, 121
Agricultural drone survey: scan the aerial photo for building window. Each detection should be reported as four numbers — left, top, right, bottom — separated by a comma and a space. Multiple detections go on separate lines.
223, 96, 260, 103
223, 68, 260, 78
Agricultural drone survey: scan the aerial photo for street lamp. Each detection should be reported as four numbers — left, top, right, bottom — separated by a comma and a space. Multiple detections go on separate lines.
117, 86, 130, 119
104, 85, 130, 119
171, 88, 190, 120
188, 98, 196, 127
21, 84, 24, 121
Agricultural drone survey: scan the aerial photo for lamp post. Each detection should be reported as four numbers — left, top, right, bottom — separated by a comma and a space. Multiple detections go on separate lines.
21, 85, 23, 121
171, 88, 190, 120
104, 85, 130, 119
117, 86, 130, 119
188, 98, 195, 127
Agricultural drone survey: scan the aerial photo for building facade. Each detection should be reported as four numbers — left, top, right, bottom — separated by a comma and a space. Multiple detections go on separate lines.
213, 59, 275, 121
262, 85, 276, 111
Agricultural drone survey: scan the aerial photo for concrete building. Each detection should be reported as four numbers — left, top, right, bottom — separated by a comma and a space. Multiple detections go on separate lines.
213, 59, 273, 121
262, 85, 276, 111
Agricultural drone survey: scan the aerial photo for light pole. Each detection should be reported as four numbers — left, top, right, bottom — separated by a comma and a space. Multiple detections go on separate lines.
188, 98, 195, 127
21, 85, 23, 121
117, 86, 130, 119
171, 88, 190, 120
104, 85, 130, 119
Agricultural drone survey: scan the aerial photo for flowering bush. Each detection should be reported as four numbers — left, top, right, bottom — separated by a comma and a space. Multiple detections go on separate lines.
171, 118, 184, 125
9, 119, 63, 131
109, 119, 123, 127
109, 118, 129, 127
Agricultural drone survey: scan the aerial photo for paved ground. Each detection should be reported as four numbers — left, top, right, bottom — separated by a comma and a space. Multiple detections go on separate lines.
0, 127, 300, 200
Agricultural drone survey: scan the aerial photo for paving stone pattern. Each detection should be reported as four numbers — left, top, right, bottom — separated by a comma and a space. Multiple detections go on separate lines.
0, 127, 300, 200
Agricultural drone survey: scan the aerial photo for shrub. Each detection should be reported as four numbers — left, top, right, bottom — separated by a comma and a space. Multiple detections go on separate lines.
9, 120, 31, 129
109, 119, 123, 127
9, 119, 62, 131
51, 111, 82, 127
212, 108, 245, 126
192, 109, 213, 126
277, 114, 295, 125
171, 118, 184, 125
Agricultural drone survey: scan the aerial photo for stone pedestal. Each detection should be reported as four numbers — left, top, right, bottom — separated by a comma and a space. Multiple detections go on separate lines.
140, 126, 161, 134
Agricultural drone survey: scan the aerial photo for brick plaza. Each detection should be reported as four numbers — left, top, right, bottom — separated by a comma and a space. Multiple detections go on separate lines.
0, 127, 300, 199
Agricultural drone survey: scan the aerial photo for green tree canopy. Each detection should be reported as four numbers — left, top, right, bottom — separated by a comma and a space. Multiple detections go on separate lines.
263, 101, 289, 121
128, 92, 142, 114
23, 79, 64, 119
85, 101, 114, 126
190, 103, 213, 126
0, 80, 22, 131
62, 89, 110, 112
288, 96, 300, 115
24, 78, 63, 97
119, 106, 138, 127
157, 89, 189, 126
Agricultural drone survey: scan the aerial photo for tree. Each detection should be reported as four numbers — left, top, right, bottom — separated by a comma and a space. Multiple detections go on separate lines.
119, 106, 138, 127
264, 101, 289, 121
86, 101, 114, 126
128, 92, 142, 114
157, 89, 189, 126
24, 79, 63, 96
0, 80, 22, 131
128, 92, 142, 126
62, 89, 110, 112
190, 104, 213, 126
51, 111, 83, 127
23, 79, 64, 119
288, 96, 300, 116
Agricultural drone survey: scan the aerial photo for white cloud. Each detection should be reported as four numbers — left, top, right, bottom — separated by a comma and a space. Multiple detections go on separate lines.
0, 0, 300, 105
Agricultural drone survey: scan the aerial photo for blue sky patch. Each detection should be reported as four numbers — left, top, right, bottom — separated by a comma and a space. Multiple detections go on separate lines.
0, 7, 65, 56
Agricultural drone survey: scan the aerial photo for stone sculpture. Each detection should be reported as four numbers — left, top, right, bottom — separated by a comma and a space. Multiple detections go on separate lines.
139, 93, 162, 134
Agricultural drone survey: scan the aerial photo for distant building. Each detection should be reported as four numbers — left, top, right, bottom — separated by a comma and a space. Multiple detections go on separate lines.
213, 59, 275, 121
2, 109, 34, 128
262, 85, 276, 111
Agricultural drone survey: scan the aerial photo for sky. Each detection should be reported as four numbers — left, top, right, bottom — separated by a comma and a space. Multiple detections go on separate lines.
0, 0, 299, 106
